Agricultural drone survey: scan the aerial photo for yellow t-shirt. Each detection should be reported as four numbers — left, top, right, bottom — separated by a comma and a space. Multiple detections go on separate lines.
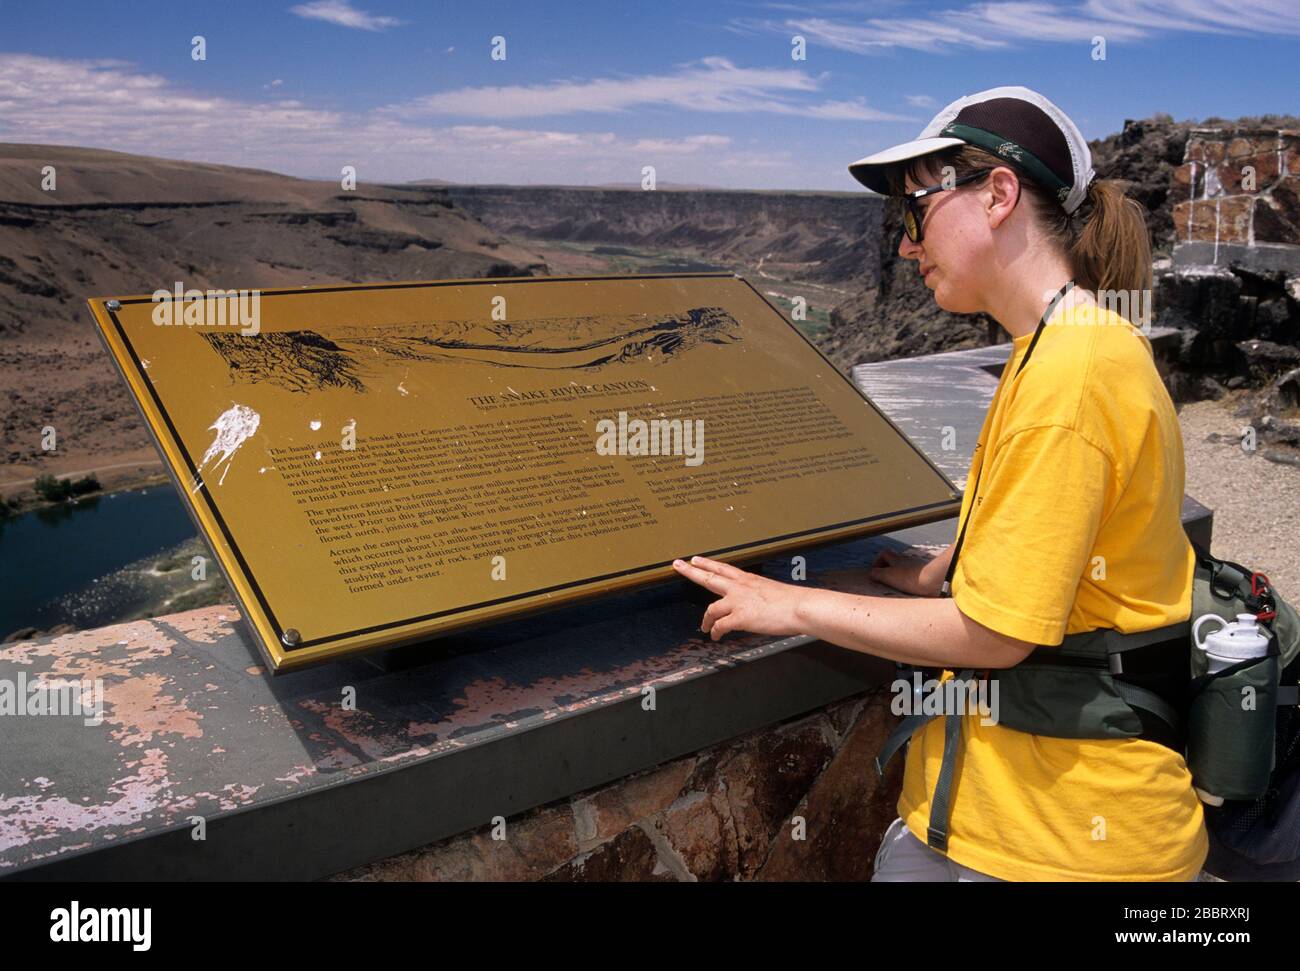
898, 301, 1207, 881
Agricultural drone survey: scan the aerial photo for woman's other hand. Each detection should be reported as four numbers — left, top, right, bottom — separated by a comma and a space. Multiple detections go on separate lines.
868, 547, 947, 597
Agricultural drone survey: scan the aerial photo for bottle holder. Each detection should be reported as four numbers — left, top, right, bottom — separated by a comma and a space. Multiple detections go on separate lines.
1187, 652, 1280, 802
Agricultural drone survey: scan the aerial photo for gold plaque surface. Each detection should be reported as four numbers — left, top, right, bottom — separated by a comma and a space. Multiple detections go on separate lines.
89, 274, 958, 672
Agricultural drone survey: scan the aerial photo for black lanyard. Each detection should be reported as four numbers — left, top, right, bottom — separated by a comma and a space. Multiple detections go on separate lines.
939, 280, 1076, 597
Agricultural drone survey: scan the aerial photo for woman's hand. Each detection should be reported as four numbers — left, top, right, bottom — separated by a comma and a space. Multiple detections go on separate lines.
671, 555, 807, 641
868, 547, 946, 597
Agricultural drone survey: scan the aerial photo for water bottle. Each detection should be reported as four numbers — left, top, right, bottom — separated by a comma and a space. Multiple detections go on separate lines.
1194, 613, 1272, 672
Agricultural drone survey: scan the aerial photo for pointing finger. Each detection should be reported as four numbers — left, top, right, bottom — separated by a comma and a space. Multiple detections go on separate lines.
689, 555, 749, 580
672, 559, 728, 594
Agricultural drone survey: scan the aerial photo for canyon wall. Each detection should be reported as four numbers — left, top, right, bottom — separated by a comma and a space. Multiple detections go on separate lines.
447, 185, 883, 289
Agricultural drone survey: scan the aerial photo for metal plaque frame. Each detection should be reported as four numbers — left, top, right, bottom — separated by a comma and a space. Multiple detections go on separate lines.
88, 273, 959, 672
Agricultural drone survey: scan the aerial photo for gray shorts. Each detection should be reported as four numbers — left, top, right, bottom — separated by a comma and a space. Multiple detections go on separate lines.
871, 817, 1006, 881
870, 816, 1205, 882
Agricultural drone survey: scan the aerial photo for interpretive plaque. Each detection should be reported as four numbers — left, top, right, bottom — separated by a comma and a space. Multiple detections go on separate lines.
89, 274, 959, 672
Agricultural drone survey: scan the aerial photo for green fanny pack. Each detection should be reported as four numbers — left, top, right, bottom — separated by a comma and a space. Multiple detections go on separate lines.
874, 541, 1300, 856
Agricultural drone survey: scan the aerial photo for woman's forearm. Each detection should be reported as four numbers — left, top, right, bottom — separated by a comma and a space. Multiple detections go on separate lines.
920, 543, 956, 592
793, 586, 1033, 669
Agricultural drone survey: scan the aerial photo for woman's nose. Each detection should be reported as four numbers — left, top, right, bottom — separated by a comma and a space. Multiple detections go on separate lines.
898, 231, 922, 261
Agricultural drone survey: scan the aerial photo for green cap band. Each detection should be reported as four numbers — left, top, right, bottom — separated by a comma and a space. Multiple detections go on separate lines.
939, 122, 1072, 206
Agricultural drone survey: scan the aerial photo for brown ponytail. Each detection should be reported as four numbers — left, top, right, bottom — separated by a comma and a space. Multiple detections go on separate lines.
1068, 179, 1152, 297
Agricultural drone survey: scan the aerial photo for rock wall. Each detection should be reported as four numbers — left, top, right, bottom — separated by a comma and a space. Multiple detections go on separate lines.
334, 686, 904, 881
1156, 125, 1300, 458
1172, 128, 1300, 257
447, 185, 882, 288
1085, 114, 1201, 256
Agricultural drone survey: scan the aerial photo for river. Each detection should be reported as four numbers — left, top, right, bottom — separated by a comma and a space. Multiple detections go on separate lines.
0, 486, 205, 636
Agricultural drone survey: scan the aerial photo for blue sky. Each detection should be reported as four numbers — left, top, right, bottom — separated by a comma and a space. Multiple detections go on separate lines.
1, 0, 1296, 189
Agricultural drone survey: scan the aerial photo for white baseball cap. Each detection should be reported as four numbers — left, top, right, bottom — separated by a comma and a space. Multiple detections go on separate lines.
848, 86, 1096, 214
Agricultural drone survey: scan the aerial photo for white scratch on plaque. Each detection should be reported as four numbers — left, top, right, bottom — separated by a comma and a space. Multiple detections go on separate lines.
198, 404, 261, 487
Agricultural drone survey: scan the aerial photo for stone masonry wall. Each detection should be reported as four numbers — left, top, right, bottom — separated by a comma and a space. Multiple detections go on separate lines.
1172, 128, 1300, 249
1158, 126, 1300, 449
334, 685, 904, 881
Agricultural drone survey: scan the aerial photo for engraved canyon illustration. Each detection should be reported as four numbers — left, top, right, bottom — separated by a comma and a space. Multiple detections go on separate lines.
199, 305, 744, 393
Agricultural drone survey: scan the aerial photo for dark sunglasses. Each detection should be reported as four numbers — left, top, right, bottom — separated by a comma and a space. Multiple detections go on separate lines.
901, 167, 993, 243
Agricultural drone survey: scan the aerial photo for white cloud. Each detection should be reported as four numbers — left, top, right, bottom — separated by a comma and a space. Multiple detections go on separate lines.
289, 1, 403, 32
800, 98, 910, 121
1082, 0, 1299, 34
737, 0, 1300, 54
0, 55, 835, 188
386, 57, 908, 121
905, 94, 937, 108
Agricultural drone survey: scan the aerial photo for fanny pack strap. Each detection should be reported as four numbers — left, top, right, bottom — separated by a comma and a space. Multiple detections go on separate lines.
873, 669, 978, 853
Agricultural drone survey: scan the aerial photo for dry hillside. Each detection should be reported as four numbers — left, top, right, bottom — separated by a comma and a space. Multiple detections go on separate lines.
0, 144, 547, 490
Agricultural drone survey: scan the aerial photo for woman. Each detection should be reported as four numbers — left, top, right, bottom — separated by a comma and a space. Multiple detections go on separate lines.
671, 86, 1206, 882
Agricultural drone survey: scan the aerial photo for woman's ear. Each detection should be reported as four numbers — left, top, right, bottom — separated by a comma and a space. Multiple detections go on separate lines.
986, 166, 1021, 230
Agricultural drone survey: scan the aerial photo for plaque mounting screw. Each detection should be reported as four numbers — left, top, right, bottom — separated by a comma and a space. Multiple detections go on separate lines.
282, 628, 301, 647
106, 300, 121, 311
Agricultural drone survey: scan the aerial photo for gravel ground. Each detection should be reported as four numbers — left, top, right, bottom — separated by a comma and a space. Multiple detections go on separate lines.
1179, 398, 1300, 597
